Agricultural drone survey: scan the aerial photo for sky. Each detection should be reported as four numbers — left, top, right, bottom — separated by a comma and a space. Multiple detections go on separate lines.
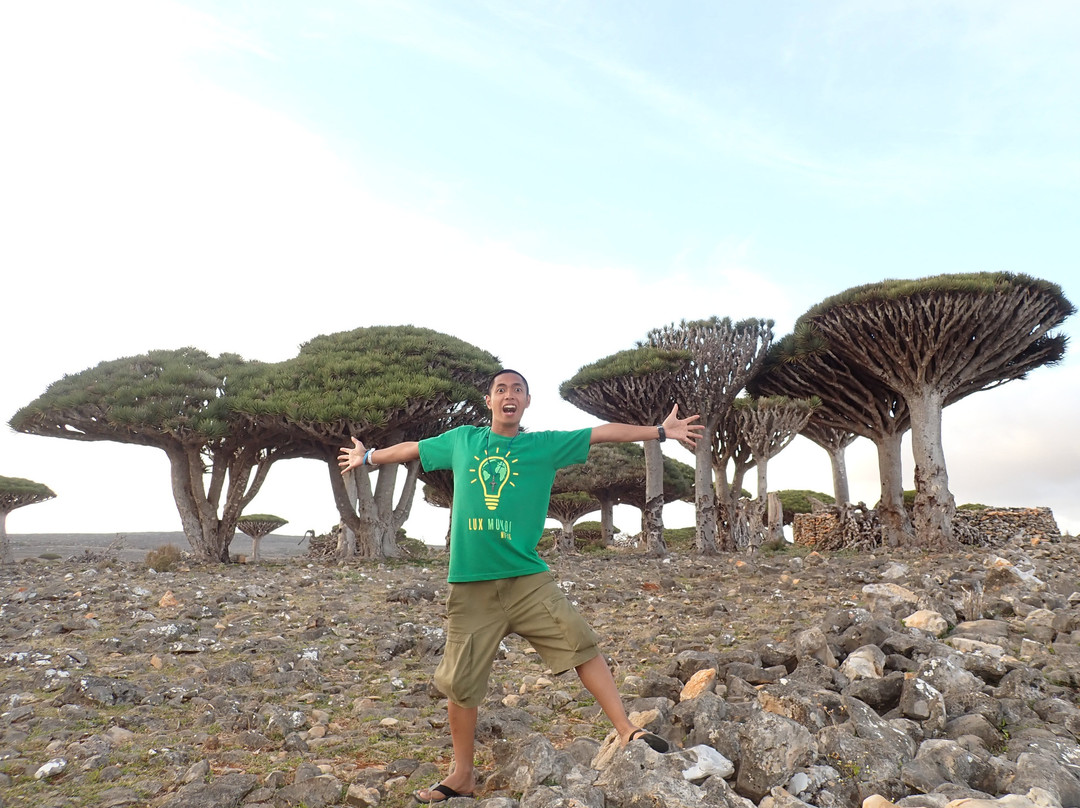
1, 0, 1077, 546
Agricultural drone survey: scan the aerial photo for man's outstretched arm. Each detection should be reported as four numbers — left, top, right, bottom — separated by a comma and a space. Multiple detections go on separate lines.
338, 438, 421, 474
590, 404, 703, 448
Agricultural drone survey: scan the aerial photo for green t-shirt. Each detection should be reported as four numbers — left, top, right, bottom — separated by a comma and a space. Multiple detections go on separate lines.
419, 425, 591, 582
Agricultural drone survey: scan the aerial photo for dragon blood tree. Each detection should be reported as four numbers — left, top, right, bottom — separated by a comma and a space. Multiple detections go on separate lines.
561, 346, 691, 556
803, 273, 1074, 549
646, 317, 774, 553
235, 513, 288, 563
0, 476, 57, 563
230, 325, 500, 559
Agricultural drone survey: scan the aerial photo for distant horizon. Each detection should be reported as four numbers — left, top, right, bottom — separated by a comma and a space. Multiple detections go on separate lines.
10, 498, 1074, 542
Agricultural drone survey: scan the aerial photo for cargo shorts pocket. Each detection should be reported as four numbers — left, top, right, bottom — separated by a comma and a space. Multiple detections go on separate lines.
434, 632, 483, 708
540, 591, 597, 653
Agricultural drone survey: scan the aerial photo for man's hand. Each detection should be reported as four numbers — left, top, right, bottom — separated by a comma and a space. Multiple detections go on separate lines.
661, 404, 705, 449
338, 436, 367, 475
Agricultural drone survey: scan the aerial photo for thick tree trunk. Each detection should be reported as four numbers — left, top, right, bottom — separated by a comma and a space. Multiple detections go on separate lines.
367, 459, 401, 557
716, 460, 750, 553
906, 389, 957, 549
250, 536, 261, 563
641, 496, 667, 556
356, 510, 391, 557
712, 463, 730, 531
168, 449, 205, 551
694, 434, 719, 555
755, 459, 768, 508
875, 431, 914, 547
745, 500, 764, 550
0, 512, 10, 564
387, 460, 421, 552
641, 440, 667, 557
328, 452, 421, 559
339, 471, 359, 557
828, 446, 851, 505
731, 499, 752, 551
220, 447, 269, 554
766, 492, 785, 545
556, 519, 576, 554
165, 444, 272, 563
190, 446, 228, 561
328, 464, 369, 553
599, 498, 614, 546
168, 447, 230, 562
750, 459, 781, 550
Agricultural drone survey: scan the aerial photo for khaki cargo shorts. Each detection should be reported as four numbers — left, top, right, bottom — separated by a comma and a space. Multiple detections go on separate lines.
434, 571, 600, 708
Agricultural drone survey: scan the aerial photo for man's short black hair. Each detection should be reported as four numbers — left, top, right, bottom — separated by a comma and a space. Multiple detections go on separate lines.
488, 369, 529, 395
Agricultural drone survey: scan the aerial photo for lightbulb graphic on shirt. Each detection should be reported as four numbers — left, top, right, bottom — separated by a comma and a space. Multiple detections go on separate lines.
472, 441, 519, 511
476, 454, 511, 510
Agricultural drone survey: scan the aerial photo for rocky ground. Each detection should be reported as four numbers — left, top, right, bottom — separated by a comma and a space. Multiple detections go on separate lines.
1, 532, 1079, 808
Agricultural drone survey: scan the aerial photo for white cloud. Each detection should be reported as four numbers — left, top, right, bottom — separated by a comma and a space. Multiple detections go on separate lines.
0, 1, 792, 538
2, 0, 1076, 546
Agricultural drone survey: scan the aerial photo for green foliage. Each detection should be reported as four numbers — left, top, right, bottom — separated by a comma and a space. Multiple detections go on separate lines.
540, 521, 620, 553
800, 272, 1075, 323
421, 469, 454, 509
775, 489, 835, 525
146, 544, 183, 572
550, 491, 598, 508
554, 444, 643, 492
662, 454, 696, 502
537, 529, 555, 552
749, 323, 834, 399
570, 520, 620, 551
547, 491, 600, 525
230, 325, 501, 432
958, 502, 989, 510
552, 443, 694, 506
10, 329, 500, 563
646, 315, 776, 344
762, 323, 831, 368
236, 514, 288, 539
396, 536, 430, 558
733, 394, 821, 412
559, 346, 691, 394
662, 527, 696, 551
0, 476, 56, 513
827, 753, 863, 781
238, 513, 286, 522
0, 476, 56, 497
761, 541, 811, 558
8, 349, 292, 561
10, 348, 252, 442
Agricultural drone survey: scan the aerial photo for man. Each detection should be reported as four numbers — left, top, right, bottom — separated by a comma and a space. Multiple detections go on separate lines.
339, 369, 703, 803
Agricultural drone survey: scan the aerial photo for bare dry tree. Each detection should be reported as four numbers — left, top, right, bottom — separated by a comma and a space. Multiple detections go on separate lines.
646, 317, 774, 553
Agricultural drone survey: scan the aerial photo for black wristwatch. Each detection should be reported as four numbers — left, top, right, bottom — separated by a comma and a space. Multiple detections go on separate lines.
656, 425, 666, 442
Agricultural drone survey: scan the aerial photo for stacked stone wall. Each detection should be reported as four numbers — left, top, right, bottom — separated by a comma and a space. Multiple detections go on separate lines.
792, 512, 839, 548
954, 506, 1061, 542
793, 506, 1061, 548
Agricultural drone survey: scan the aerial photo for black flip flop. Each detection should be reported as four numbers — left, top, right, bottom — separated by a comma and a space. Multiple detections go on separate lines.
629, 728, 671, 753
414, 782, 475, 803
